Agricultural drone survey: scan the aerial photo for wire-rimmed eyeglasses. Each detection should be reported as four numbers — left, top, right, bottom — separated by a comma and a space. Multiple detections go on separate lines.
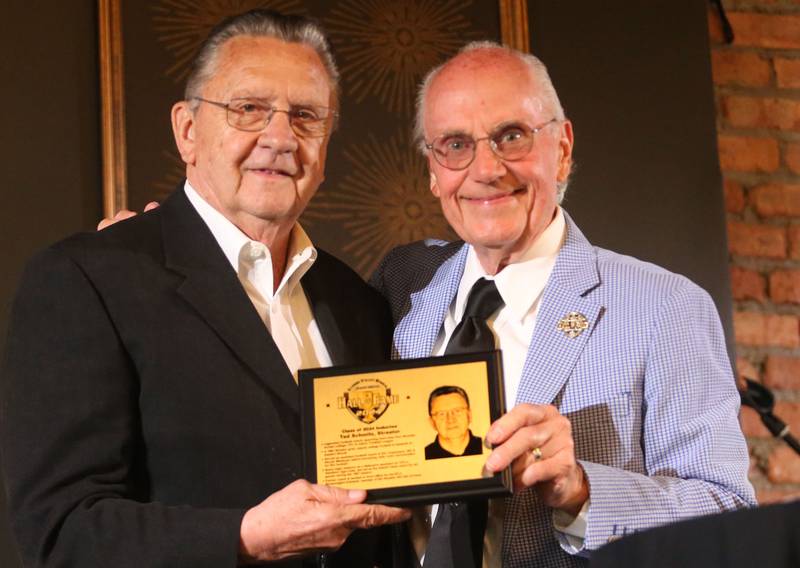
430, 407, 469, 420
191, 97, 336, 138
424, 118, 560, 170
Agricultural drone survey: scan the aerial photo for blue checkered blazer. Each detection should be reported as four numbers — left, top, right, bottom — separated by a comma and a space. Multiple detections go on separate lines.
370, 211, 756, 567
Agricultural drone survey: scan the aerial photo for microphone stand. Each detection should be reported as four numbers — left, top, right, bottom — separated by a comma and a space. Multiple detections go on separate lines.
740, 378, 800, 456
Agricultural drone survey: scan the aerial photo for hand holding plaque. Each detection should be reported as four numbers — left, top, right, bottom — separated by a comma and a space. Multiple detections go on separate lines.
484, 403, 590, 516
298, 351, 512, 506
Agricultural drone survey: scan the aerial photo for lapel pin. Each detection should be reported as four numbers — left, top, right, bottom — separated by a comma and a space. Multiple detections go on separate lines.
557, 311, 589, 338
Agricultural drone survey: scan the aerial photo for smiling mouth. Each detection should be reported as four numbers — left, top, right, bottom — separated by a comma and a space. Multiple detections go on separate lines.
462, 187, 526, 203
248, 166, 295, 177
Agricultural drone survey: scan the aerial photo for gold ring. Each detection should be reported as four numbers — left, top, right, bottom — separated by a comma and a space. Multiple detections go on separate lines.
531, 447, 543, 461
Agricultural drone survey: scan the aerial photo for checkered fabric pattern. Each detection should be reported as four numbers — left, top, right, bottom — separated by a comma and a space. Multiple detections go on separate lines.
370, 211, 756, 567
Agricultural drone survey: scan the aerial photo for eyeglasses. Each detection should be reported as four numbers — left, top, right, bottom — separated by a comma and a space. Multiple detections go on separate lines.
192, 97, 336, 138
424, 118, 560, 170
431, 407, 469, 420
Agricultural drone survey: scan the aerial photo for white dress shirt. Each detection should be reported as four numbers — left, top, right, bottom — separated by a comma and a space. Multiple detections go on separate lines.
414, 207, 589, 566
184, 181, 332, 379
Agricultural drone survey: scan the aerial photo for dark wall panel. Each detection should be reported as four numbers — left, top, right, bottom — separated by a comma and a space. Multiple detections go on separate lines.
527, 0, 734, 358
0, 2, 102, 566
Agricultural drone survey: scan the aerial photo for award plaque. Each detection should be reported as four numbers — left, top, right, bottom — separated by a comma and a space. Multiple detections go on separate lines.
298, 351, 512, 506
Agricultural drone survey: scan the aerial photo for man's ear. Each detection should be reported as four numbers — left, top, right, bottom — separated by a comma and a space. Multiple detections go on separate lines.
556, 120, 574, 183
429, 166, 440, 198
171, 101, 197, 166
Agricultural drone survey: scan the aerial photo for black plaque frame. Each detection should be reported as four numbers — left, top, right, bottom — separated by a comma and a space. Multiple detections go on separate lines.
298, 351, 512, 506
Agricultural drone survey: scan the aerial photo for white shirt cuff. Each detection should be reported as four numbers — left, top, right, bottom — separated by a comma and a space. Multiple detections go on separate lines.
552, 498, 590, 554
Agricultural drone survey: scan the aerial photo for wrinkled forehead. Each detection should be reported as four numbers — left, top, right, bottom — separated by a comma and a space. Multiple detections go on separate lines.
206, 36, 333, 104
424, 54, 547, 136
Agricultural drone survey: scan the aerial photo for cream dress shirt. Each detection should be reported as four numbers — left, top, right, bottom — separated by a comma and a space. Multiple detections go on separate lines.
184, 181, 332, 379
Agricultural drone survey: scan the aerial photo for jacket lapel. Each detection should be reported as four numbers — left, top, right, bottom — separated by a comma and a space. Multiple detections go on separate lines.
515, 213, 604, 406
302, 253, 351, 366
159, 189, 299, 413
393, 245, 469, 360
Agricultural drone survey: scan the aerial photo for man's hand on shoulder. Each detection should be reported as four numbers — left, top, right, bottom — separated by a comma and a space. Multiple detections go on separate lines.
484, 404, 589, 517
238, 479, 411, 563
97, 201, 160, 230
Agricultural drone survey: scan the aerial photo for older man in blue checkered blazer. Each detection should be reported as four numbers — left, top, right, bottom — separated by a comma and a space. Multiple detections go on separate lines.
371, 42, 755, 567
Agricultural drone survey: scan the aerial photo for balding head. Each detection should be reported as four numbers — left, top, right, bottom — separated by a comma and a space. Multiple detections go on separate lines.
414, 42, 566, 153
416, 41, 574, 273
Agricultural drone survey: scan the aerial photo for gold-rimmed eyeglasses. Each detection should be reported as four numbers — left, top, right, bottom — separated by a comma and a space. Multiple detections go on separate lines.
424, 118, 560, 170
430, 407, 469, 420
191, 97, 336, 138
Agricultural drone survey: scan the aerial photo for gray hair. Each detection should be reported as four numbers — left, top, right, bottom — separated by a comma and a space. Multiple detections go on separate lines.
185, 10, 340, 115
414, 41, 571, 201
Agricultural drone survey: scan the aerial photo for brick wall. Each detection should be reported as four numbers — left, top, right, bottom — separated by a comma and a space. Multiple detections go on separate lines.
710, 0, 800, 503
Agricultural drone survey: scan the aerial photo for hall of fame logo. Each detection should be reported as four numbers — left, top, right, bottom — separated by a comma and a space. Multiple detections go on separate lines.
338, 378, 399, 424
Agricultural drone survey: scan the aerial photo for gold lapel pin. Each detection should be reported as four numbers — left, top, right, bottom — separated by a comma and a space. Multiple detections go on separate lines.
557, 312, 589, 338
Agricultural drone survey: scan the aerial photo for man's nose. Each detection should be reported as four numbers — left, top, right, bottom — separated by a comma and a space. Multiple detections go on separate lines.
470, 139, 506, 182
257, 109, 299, 153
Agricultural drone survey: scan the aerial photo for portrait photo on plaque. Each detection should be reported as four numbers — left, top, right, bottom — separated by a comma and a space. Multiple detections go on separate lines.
298, 351, 512, 505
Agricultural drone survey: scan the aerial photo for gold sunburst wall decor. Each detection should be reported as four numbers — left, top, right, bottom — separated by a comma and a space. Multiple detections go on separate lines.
303, 130, 456, 275
324, 0, 477, 114
152, 149, 188, 202
151, 0, 305, 82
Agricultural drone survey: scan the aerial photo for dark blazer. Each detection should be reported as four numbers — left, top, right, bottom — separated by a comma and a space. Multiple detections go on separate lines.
0, 189, 393, 568
424, 432, 482, 460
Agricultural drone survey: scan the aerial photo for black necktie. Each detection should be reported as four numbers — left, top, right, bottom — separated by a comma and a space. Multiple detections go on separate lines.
444, 278, 504, 355
424, 278, 504, 567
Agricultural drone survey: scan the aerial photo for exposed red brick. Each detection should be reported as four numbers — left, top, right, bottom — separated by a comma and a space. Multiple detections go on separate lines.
775, 57, 800, 89
787, 142, 800, 175
725, 179, 746, 213
721, 95, 800, 131
770, 269, 800, 304
775, 401, 800, 435
756, 487, 800, 505
741, 405, 771, 438
733, 310, 799, 347
712, 50, 771, 87
748, 453, 762, 480
751, 184, 800, 217
707, 5, 725, 45
729, 12, 800, 50
788, 226, 800, 260
718, 135, 780, 173
767, 444, 800, 484
731, 266, 766, 301
727, 220, 786, 258
764, 355, 800, 390
736, 356, 760, 386
722, 0, 800, 5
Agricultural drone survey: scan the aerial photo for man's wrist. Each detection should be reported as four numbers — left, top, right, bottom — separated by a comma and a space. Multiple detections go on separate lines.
558, 465, 590, 517
239, 506, 270, 564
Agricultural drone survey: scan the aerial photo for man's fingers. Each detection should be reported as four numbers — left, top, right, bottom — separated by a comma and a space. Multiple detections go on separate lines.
97, 209, 138, 231
485, 419, 559, 473
340, 503, 411, 530
516, 446, 576, 488
485, 404, 553, 446
96, 204, 159, 231
310, 483, 367, 505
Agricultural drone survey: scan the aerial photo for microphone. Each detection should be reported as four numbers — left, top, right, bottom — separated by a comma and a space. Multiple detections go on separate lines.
739, 378, 800, 456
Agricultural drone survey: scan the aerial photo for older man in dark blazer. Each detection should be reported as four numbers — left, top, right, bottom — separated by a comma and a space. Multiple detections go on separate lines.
0, 10, 408, 568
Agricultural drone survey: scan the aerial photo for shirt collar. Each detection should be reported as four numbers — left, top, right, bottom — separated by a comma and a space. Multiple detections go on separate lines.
457, 206, 566, 322
183, 181, 317, 298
